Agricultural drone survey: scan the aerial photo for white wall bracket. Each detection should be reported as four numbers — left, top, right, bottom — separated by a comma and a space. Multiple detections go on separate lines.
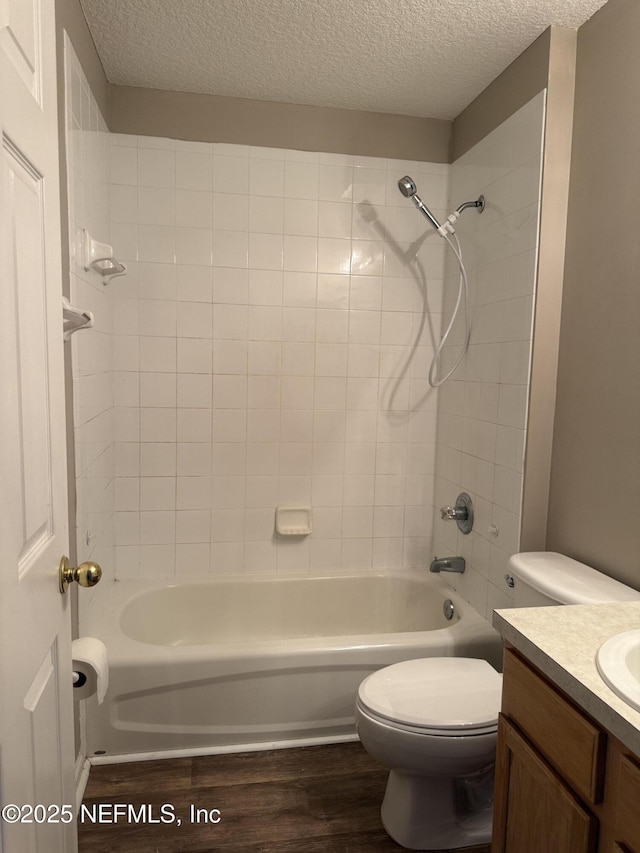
62, 296, 94, 341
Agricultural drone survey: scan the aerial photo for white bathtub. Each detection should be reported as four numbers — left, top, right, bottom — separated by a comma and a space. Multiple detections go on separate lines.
86, 572, 502, 760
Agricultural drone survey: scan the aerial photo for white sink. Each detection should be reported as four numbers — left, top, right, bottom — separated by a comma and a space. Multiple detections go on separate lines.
596, 629, 640, 713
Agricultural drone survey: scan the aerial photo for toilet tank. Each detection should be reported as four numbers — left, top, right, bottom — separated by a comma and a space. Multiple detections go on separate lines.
509, 552, 640, 607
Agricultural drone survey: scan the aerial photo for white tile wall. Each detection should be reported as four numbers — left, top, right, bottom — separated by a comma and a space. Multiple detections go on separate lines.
432, 93, 546, 620
110, 137, 450, 578
64, 35, 114, 626
66, 43, 544, 614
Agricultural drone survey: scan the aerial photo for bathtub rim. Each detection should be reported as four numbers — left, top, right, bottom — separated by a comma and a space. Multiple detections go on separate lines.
85, 569, 498, 665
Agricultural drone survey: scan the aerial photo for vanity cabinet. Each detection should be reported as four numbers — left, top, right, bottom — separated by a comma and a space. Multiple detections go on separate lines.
493, 647, 640, 853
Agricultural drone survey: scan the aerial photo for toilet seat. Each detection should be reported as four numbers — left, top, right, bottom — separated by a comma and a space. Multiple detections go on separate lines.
357, 657, 502, 737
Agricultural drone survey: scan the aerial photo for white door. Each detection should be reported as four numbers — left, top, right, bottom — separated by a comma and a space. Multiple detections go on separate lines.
0, 0, 77, 850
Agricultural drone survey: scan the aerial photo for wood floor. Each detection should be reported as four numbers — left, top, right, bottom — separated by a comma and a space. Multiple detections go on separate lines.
78, 742, 492, 853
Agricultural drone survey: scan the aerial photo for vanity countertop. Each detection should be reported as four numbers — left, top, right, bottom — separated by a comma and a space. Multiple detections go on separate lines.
493, 601, 640, 755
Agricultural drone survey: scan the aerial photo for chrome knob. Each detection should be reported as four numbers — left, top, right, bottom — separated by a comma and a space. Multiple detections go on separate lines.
59, 556, 103, 594
440, 505, 468, 521
439, 492, 474, 535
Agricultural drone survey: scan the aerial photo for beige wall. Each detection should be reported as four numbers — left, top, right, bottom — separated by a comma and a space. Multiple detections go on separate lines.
108, 85, 451, 162
451, 29, 551, 161
547, 0, 640, 588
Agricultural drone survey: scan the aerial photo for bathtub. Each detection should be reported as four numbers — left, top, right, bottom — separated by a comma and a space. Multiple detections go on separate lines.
86, 571, 502, 760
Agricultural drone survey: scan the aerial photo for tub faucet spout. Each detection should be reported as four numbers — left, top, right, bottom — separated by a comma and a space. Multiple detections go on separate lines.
430, 556, 465, 574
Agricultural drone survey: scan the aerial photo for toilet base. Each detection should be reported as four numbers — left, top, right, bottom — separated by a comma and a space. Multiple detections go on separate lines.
380, 768, 494, 850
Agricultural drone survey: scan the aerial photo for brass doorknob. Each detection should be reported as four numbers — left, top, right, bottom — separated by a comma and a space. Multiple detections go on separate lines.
59, 556, 103, 594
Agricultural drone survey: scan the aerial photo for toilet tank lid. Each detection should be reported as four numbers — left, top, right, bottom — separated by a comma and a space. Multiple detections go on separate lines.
509, 552, 640, 605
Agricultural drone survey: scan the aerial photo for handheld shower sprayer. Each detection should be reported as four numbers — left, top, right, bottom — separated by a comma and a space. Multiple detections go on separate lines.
397, 176, 443, 232
396, 175, 486, 387
397, 176, 484, 235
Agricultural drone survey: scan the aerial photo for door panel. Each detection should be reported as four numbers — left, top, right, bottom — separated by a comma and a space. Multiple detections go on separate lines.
0, 0, 76, 850
0, 0, 41, 99
5, 137, 53, 565
1, 646, 66, 853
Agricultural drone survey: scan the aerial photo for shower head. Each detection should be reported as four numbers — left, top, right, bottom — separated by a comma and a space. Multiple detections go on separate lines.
397, 175, 418, 198
397, 175, 442, 231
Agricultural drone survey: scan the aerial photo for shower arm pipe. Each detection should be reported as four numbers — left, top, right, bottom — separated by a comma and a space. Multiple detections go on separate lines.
438, 195, 485, 236
456, 196, 485, 215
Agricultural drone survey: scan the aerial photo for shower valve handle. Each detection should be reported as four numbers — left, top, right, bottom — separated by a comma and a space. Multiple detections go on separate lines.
440, 505, 468, 521
439, 493, 474, 535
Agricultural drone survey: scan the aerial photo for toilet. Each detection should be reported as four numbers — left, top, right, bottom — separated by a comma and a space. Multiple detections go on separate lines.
355, 552, 640, 850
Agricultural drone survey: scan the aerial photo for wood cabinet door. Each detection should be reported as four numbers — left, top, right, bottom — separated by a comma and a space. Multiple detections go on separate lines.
613, 755, 640, 853
493, 715, 598, 853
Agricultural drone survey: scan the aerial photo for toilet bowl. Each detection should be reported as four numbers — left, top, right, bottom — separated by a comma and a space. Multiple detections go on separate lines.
355, 657, 502, 850
356, 552, 640, 850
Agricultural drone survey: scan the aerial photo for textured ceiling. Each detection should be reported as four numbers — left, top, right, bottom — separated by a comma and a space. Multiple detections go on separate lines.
81, 0, 608, 120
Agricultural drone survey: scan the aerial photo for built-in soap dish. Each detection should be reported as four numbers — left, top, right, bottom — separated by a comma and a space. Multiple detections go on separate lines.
275, 506, 312, 536
83, 229, 126, 282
